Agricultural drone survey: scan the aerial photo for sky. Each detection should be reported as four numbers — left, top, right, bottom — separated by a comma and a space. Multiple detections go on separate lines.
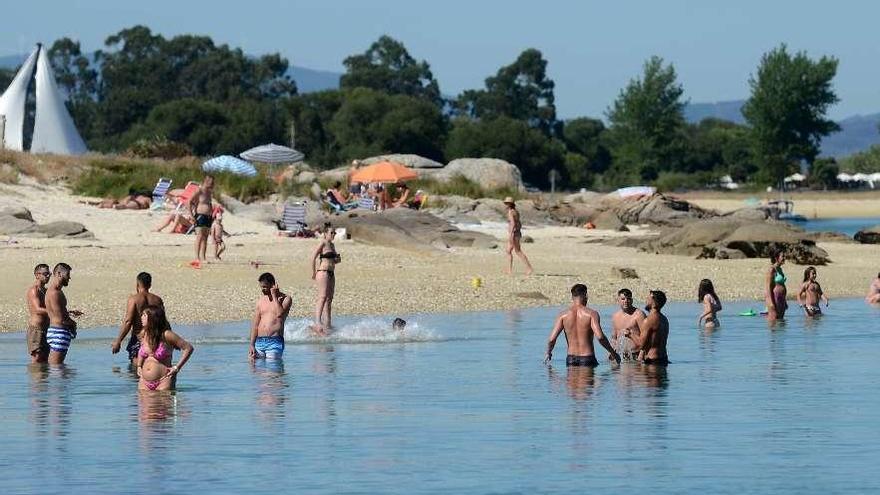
3, 0, 878, 119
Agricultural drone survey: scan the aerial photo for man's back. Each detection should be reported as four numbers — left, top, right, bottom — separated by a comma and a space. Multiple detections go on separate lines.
560, 306, 596, 357
131, 292, 165, 331
643, 313, 669, 360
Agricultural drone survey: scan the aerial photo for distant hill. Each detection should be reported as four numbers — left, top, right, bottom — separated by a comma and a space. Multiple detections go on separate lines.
684, 99, 880, 158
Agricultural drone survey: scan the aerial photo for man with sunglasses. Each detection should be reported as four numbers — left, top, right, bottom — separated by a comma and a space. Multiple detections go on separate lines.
25, 264, 51, 363
45, 263, 83, 364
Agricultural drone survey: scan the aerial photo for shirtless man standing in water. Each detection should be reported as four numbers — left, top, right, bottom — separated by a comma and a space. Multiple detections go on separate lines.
111, 272, 167, 364
611, 288, 646, 360
45, 263, 83, 364
25, 264, 51, 363
249, 272, 292, 360
545, 284, 620, 366
625, 290, 670, 366
189, 174, 215, 267
504, 197, 533, 275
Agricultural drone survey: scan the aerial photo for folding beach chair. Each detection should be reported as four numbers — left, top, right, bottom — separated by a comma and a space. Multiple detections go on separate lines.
174, 181, 200, 212
280, 201, 308, 235
357, 196, 375, 211
149, 177, 173, 210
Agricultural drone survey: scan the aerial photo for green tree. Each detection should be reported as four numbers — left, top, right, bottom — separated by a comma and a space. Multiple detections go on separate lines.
445, 116, 566, 187
455, 49, 558, 134
838, 145, 880, 173
562, 117, 611, 174
682, 118, 756, 181
328, 88, 446, 162
604, 56, 686, 186
742, 44, 839, 187
286, 90, 345, 169
807, 157, 839, 189
341, 35, 442, 106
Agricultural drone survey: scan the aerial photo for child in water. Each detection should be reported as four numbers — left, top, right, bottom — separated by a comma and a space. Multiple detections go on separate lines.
392, 318, 407, 331
211, 206, 228, 260
797, 266, 829, 316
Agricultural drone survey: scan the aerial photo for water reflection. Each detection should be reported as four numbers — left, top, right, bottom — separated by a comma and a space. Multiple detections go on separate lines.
250, 359, 289, 424
312, 345, 338, 428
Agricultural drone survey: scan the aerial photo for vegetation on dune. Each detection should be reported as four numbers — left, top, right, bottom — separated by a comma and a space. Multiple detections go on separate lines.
1, 25, 864, 194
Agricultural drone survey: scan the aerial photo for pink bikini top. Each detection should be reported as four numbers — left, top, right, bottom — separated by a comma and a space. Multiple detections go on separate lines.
139, 340, 171, 361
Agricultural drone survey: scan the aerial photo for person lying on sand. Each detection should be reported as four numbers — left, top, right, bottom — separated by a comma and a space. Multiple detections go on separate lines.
153, 210, 193, 234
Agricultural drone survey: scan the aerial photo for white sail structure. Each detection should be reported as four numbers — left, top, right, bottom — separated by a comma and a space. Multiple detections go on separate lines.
0, 47, 40, 151
30, 45, 88, 155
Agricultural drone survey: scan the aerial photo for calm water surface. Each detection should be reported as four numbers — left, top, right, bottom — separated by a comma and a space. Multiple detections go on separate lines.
2, 300, 879, 494
788, 216, 880, 236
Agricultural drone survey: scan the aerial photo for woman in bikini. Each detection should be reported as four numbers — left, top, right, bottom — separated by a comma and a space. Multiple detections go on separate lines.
697, 279, 722, 330
311, 223, 341, 334
797, 266, 829, 317
136, 305, 193, 391
765, 248, 788, 321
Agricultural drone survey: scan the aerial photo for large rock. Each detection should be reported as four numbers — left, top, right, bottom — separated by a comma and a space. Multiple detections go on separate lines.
592, 210, 628, 231
0, 206, 34, 222
331, 208, 498, 252
0, 214, 37, 235
725, 207, 769, 222
854, 225, 880, 244
614, 194, 712, 226
362, 154, 444, 169
440, 158, 525, 191
35, 221, 94, 239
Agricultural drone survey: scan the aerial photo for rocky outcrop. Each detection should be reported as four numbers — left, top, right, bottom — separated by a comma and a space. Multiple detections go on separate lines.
330, 208, 498, 252
613, 194, 713, 226
855, 225, 880, 244
435, 158, 525, 191
362, 154, 444, 169
0, 207, 93, 239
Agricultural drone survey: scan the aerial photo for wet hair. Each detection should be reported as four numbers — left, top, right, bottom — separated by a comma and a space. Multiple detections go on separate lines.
617, 288, 633, 299
698, 279, 719, 304
53, 263, 71, 275
137, 272, 152, 288
803, 266, 817, 282
141, 305, 168, 351
392, 318, 407, 330
34, 263, 49, 274
571, 284, 588, 302
769, 247, 784, 263
650, 290, 667, 309
258, 272, 275, 285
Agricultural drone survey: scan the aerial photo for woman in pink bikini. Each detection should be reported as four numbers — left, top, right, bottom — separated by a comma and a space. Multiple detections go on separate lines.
136, 306, 193, 391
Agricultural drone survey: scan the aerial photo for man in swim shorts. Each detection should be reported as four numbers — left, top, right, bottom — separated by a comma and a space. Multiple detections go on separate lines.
45, 263, 82, 364
189, 174, 215, 267
25, 263, 51, 363
625, 290, 670, 366
611, 288, 646, 360
249, 272, 292, 360
544, 284, 620, 367
867, 272, 880, 305
111, 272, 168, 364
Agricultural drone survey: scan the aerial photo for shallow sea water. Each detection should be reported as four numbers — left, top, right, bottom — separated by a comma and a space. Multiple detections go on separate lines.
1, 299, 879, 494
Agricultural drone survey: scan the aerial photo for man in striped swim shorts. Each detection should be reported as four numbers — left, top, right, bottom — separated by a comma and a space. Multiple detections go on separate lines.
45, 263, 82, 365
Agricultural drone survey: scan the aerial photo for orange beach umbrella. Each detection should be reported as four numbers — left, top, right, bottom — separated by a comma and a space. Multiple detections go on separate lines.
350, 161, 418, 184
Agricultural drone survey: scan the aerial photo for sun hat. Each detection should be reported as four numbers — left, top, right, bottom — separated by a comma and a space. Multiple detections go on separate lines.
503, 197, 515, 205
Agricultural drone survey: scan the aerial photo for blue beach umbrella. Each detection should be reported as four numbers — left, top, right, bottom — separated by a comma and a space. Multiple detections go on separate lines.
202, 155, 258, 177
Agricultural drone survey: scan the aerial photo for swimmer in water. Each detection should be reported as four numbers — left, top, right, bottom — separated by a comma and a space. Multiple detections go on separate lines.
249, 272, 292, 361
625, 290, 670, 366
765, 248, 788, 321
610, 288, 645, 360
392, 318, 407, 331
797, 266, 829, 317
697, 279, 722, 330
544, 284, 620, 367
867, 272, 880, 305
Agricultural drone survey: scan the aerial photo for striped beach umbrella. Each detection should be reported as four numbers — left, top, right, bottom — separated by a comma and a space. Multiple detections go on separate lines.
240, 143, 305, 164
202, 155, 258, 177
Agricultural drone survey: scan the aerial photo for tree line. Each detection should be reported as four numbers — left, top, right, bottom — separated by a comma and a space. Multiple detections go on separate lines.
2, 25, 852, 190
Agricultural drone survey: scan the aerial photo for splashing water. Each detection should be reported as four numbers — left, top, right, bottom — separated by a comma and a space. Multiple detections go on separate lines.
616, 334, 638, 360
283, 317, 440, 344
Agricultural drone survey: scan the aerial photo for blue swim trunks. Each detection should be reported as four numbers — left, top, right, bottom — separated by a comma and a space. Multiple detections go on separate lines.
47, 326, 74, 353
254, 335, 284, 359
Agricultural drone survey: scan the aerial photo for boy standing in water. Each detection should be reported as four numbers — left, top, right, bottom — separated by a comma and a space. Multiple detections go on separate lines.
797, 266, 829, 317
544, 284, 620, 366
249, 273, 292, 360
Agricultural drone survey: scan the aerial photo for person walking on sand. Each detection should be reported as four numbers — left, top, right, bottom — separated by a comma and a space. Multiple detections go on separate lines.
45, 263, 83, 365
867, 272, 880, 305
189, 174, 215, 268
25, 264, 51, 363
311, 223, 340, 334
211, 205, 227, 260
697, 279, 723, 329
611, 288, 646, 360
544, 284, 620, 367
136, 305, 193, 391
797, 266, 829, 317
249, 272, 292, 360
765, 248, 788, 321
625, 290, 670, 366
111, 272, 168, 364
504, 197, 533, 275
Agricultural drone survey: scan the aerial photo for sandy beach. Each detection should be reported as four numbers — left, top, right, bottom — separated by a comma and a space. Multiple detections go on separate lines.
682, 190, 880, 218
1, 180, 878, 333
